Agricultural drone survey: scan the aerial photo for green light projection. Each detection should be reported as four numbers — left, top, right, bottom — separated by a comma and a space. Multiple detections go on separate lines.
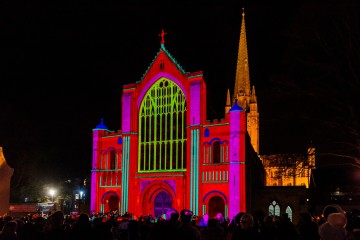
121, 136, 130, 214
138, 78, 187, 172
190, 129, 199, 215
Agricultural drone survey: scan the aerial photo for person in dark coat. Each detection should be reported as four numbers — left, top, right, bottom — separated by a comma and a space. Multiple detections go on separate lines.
298, 212, 319, 240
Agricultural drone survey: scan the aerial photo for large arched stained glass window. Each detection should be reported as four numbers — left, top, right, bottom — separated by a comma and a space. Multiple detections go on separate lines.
138, 78, 187, 172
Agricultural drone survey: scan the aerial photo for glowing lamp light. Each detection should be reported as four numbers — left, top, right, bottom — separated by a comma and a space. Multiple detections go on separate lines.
49, 189, 56, 202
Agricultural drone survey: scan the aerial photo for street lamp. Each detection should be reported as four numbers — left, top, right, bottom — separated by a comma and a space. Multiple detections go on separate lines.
49, 189, 56, 202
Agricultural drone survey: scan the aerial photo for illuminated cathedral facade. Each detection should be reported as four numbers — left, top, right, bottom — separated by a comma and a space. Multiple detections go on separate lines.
90, 9, 265, 219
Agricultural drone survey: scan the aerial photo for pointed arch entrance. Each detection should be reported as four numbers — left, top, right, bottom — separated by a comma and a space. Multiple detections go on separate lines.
154, 191, 172, 218
208, 196, 225, 218
140, 180, 176, 217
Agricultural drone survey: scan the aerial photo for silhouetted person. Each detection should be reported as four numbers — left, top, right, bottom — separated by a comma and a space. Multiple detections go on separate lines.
68, 213, 95, 240
200, 218, 225, 240
0, 221, 17, 240
259, 215, 279, 240
298, 212, 319, 240
318, 212, 347, 240
92, 217, 112, 240
231, 213, 261, 240
175, 209, 200, 240
148, 209, 180, 240
43, 211, 68, 240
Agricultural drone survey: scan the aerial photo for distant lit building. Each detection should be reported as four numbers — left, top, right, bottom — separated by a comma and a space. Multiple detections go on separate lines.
261, 146, 316, 188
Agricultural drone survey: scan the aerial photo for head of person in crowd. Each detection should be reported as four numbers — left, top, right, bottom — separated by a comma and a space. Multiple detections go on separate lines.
200, 213, 209, 226
73, 213, 91, 228
44, 210, 64, 232
234, 212, 246, 226
165, 208, 179, 223
323, 204, 345, 221
299, 212, 313, 223
215, 213, 224, 223
180, 209, 193, 224
328, 213, 347, 229
318, 212, 348, 240
207, 218, 220, 229
240, 213, 254, 230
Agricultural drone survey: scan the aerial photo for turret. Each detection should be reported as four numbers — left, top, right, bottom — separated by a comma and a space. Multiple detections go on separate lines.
225, 89, 231, 114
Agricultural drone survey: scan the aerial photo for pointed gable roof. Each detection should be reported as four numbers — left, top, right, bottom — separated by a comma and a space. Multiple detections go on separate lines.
138, 30, 187, 83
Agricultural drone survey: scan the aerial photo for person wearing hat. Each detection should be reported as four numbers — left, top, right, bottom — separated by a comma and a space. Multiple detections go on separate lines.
318, 204, 347, 240
318, 212, 347, 240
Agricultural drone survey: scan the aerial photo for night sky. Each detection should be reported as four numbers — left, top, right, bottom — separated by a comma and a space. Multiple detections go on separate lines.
1, 0, 360, 199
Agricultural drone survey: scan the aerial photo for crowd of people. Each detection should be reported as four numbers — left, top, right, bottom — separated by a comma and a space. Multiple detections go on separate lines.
1, 204, 360, 240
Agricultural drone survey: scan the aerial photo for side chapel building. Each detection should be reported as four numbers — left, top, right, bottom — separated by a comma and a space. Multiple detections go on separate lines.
90, 9, 314, 221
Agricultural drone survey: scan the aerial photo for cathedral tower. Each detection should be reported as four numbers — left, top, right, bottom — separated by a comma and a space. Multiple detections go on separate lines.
231, 8, 259, 154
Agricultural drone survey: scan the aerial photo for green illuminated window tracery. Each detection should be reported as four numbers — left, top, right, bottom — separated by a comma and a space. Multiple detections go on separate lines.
138, 78, 187, 172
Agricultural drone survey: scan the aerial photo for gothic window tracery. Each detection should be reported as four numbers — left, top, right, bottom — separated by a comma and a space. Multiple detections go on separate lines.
269, 200, 280, 216
138, 78, 187, 172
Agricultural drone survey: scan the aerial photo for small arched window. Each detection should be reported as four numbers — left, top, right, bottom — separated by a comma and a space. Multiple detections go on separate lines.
212, 141, 220, 164
285, 206, 293, 222
109, 150, 116, 169
204, 128, 210, 137
101, 152, 107, 169
269, 200, 280, 216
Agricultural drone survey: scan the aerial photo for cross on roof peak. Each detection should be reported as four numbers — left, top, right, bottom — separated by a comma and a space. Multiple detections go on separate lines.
159, 29, 167, 45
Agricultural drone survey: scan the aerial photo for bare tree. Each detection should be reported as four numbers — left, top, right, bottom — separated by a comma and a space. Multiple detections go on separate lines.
268, 1, 360, 167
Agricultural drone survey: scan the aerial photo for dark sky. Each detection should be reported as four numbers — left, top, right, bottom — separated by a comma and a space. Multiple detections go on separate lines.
1, 0, 360, 194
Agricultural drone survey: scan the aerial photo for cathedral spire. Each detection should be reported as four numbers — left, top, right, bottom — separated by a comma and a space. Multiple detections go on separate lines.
233, 8, 250, 108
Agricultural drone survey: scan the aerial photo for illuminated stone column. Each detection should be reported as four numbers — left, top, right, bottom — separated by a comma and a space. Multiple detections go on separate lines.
121, 136, 130, 214
229, 102, 246, 218
189, 80, 201, 215
91, 122, 107, 214
120, 92, 133, 215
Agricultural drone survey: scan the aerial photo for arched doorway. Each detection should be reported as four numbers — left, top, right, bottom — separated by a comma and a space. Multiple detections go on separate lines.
208, 196, 225, 218
103, 194, 120, 213
154, 191, 172, 218
108, 195, 119, 212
